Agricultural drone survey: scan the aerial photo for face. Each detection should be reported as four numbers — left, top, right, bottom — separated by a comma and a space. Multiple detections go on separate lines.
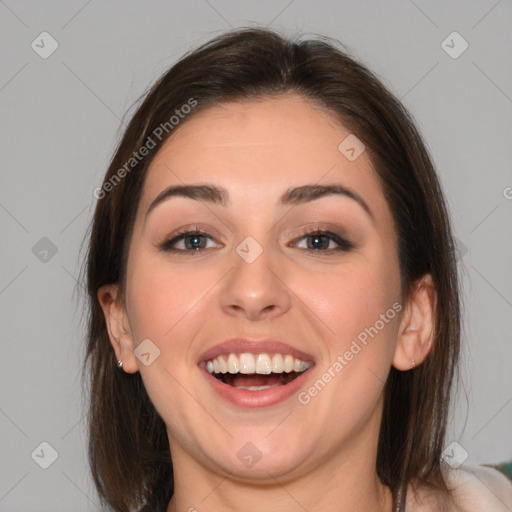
108, 93, 406, 482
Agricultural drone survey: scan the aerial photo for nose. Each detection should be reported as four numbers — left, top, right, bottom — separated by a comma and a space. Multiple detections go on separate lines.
218, 240, 292, 321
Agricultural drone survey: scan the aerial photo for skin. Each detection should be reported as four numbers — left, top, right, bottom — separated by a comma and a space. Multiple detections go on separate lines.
98, 93, 436, 512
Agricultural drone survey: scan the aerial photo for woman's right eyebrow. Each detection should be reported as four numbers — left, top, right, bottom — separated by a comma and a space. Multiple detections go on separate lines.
144, 184, 228, 226
144, 183, 375, 225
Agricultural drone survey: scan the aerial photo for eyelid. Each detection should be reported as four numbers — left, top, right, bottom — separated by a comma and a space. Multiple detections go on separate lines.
163, 223, 224, 243
286, 222, 353, 242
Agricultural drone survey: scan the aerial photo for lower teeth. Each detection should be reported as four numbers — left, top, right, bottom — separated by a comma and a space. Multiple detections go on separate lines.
214, 371, 304, 388
236, 385, 278, 391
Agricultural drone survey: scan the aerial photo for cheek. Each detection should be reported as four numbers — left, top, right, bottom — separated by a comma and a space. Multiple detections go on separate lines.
126, 250, 211, 341
290, 254, 402, 414
124, 253, 217, 428
289, 260, 400, 433
294, 261, 398, 348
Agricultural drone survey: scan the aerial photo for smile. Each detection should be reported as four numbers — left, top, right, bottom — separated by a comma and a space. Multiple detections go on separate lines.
205, 353, 313, 390
198, 339, 315, 407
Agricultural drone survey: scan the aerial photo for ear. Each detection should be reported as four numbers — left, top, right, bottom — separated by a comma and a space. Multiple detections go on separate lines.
97, 283, 139, 373
392, 273, 437, 371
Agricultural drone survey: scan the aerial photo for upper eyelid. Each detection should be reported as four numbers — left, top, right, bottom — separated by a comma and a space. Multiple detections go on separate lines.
167, 220, 349, 237
167, 226, 343, 240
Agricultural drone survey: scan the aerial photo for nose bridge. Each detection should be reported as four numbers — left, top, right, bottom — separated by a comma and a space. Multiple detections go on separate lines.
218, 232, 291, 320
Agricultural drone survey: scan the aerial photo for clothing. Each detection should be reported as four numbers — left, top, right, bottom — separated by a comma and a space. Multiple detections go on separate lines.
403, 463, 512, 511
137, 464, 512, 512
442, 463, 512, 511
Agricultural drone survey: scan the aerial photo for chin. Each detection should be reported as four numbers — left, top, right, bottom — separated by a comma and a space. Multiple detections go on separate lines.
204, 435, 309, 481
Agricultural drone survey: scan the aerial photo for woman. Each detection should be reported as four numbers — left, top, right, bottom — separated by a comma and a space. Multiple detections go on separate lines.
82, 28, 512, 511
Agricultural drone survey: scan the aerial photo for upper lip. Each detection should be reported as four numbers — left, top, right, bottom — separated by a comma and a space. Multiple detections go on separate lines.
198, 338, 315, 364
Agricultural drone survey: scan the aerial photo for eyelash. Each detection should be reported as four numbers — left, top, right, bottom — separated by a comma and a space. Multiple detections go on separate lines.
159, 226, 355, 254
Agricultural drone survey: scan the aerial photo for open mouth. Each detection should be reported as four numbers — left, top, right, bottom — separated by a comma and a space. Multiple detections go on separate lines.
212, 371, 307, 390
203, 353, 313, 391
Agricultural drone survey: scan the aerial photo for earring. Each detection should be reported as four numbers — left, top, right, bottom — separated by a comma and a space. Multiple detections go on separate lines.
117, 360, 123, 369
411, 358, 416, 368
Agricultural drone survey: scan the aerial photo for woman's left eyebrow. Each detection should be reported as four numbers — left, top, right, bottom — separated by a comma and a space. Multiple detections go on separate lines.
144, 183, 375, 225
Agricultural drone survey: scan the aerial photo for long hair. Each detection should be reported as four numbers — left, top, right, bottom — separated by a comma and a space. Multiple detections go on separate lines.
81, 27, 461, 511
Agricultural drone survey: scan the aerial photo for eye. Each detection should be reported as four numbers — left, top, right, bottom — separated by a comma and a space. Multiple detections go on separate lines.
292, 229, 354, 252
160, 229, 222, 253
160, 227, 354, 254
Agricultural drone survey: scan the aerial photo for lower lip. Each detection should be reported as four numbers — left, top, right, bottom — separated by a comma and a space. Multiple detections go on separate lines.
200, 366, 313, 408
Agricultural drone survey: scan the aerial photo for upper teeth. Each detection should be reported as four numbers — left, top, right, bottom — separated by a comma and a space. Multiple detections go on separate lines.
205, 353, 312, 375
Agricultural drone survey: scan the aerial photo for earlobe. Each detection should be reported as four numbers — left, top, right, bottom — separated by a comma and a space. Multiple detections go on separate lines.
96, 284, 139, 373
392, 274, 437, 371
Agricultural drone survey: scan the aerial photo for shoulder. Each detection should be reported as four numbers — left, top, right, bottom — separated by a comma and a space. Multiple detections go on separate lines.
443, 463, 512, 512
405, 463, 512, 512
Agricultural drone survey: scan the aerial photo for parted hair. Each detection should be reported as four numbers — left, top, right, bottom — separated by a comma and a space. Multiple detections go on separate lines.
81, 27, 462, 512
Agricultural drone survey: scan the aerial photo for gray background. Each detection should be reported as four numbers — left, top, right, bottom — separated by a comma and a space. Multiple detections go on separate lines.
1, 1, 511, 510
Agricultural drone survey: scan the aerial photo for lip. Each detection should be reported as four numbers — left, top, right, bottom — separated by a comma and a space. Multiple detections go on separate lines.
200, 363, 314, 408
198, 338, 315, 408
198, 338, 315, 364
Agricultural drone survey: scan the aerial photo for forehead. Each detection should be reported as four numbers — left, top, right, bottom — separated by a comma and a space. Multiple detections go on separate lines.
139, 93, 390, 220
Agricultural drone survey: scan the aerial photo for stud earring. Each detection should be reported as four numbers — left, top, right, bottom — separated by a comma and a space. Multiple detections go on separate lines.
117, 360, 123, 369
411, 358, 416, 368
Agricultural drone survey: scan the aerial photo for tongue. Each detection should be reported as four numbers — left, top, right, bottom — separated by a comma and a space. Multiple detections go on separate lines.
223, 373, 293, 388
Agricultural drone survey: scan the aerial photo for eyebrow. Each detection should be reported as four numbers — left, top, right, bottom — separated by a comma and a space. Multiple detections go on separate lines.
145, 183, 375, 223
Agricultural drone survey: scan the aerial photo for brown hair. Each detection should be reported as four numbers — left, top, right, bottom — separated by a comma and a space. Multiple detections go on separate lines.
81, 27, 462, 511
